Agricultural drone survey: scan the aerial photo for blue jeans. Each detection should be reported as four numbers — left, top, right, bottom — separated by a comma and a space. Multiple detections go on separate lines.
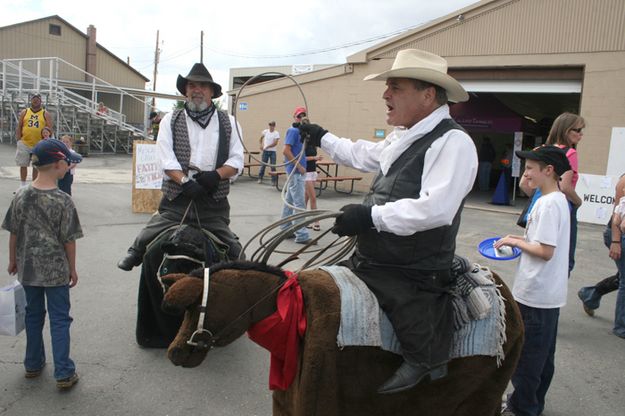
508, 304, 560, 416
23, 285, 75, 380
280, 171, 309, 243
603, 227, 625, 338
258, 151, 277, 181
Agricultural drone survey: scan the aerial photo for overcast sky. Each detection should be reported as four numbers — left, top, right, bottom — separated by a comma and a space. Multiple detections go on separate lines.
1, 0, 478, 110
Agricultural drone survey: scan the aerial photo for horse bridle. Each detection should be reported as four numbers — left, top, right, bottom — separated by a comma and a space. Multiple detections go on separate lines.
186, 267, 288, 351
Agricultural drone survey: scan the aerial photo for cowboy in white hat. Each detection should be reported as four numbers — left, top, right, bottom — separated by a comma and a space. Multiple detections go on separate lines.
300, 49, 478, 393
117, 62, 245, 271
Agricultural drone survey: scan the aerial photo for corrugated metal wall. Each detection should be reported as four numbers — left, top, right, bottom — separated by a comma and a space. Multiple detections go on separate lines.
0, 18, 86, 81
0, 16, 147, 88
374, 0, 625, 59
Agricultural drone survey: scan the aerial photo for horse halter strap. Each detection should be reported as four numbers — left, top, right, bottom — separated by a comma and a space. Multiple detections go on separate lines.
187, 268, 215, 350
186, 267, 290, 351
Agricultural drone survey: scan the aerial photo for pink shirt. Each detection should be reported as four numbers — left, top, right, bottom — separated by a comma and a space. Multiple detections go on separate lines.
557, 145, 579, 188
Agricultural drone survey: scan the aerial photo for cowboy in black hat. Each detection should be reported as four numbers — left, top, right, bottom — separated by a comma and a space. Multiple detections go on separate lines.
117, 63, 244, 271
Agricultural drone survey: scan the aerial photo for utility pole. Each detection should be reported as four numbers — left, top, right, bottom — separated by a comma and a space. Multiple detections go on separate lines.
152, 30, 160, 109
200, 30, 204, 63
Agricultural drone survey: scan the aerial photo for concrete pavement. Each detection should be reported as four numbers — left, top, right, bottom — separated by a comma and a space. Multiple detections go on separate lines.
0, 142, 623, 416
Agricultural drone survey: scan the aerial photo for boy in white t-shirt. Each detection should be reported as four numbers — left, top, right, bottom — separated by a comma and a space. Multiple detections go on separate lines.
257, 121, 280, 184
495, 145, 572, 416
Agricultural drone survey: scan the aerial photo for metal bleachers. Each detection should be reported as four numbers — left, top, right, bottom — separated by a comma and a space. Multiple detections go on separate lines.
0, 57, 152, 154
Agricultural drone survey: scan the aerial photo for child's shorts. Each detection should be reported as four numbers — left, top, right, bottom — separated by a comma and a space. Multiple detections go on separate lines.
305, 171, 318, 182
15, 141, 32, 167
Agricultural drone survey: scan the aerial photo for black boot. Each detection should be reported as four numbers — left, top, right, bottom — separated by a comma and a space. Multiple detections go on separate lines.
377, 361, 448, 394
117, 251, 143, 271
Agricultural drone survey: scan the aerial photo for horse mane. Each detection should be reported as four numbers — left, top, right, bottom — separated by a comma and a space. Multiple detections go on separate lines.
188, 260, 288, 281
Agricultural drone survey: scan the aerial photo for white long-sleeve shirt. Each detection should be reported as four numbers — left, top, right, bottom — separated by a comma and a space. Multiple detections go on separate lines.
157, 110, 245, 180
321, 105, 478, 236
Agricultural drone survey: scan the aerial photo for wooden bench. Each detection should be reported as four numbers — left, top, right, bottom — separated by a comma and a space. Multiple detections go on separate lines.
315, 175, 363, 195
269, 171, 287, 191
269, 171, 362, 195
243, 163, 263, 178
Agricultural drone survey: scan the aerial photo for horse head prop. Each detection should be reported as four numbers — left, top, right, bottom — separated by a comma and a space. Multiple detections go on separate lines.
161, 261, 289, 368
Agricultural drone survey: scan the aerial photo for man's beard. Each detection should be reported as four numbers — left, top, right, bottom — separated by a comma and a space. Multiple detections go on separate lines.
186, 98, 209, 112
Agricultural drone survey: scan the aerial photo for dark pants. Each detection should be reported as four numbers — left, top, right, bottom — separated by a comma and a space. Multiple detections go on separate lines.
58, 172, 73, 195
342, 254, 455, 367
568, 205, 578, 273
127, 194, 242, 261
508, 303, 560, 416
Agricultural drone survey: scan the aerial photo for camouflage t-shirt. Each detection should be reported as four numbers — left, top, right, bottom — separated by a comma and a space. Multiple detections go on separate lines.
2, 185, 83, 286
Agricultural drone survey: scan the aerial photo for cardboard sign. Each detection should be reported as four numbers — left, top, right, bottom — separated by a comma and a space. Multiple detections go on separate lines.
135, 143, 163, 189
576, 174, 617, 225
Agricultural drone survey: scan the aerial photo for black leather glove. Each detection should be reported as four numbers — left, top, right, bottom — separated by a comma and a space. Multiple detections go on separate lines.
181, 180, 205, 200
332, 204, 374, 237
299, 123, 327, 147
193, 170, 221, 193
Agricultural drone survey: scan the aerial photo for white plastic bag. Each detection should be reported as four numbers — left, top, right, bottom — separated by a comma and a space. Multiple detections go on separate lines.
0, 280, 27, 336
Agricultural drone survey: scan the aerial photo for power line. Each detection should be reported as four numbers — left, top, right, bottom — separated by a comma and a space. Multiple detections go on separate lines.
203, 25, 417, 59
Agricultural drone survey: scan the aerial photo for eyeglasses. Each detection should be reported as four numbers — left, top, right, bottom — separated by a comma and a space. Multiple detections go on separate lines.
570, 128, 583, 133
296, 113, 307, 119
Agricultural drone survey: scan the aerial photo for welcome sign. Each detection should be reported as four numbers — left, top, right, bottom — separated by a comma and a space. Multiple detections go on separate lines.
576, 174, 617, 225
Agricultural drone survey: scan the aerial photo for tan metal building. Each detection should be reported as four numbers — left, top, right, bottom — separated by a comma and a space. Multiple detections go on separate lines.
0, 15, 150, 123
229, 0, 625, 199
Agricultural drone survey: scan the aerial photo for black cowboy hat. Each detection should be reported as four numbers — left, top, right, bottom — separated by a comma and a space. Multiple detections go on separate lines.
176, 63, 222, 98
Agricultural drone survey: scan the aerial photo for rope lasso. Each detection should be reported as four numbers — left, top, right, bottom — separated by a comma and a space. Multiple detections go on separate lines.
231, 72, 355, 269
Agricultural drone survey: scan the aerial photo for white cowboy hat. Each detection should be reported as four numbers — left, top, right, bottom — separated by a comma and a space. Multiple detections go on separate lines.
364, 49, 468, 103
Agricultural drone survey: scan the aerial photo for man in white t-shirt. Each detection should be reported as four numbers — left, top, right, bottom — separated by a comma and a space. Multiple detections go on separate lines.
495, 145, 571, 416
258, 121, 280, 184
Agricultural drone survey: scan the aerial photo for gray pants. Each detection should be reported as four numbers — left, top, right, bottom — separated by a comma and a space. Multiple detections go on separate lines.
127, 194, 242, 260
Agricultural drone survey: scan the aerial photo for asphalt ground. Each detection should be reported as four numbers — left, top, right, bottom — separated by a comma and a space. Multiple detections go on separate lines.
0, 142, 623, 416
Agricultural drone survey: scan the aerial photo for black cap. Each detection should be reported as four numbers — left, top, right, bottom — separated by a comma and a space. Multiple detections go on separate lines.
515, 145, 571, 176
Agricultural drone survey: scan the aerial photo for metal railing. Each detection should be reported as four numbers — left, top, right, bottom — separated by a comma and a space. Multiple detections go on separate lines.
0, 57, 153, 152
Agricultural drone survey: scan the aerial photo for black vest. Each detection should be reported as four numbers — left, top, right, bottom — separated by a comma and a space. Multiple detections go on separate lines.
357, 119, 467, 271
161, 109, 231, 201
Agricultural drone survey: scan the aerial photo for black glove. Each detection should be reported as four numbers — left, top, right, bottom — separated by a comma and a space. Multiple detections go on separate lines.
193, 170, 221, 193
181, 180, 205, 200
299, 123, 327, 147
332, 204, 374, 237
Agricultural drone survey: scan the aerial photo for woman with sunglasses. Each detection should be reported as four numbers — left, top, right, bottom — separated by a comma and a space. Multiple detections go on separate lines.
546, 112, 586, 273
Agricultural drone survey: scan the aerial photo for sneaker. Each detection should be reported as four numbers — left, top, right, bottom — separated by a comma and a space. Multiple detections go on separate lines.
582, 303, 595, 317
25, 363, 45, 379
257, 178, 263, 184
56, 373, 79, 390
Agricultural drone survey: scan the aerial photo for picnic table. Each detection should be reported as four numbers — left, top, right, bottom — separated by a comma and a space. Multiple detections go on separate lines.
269, 161, 362, 196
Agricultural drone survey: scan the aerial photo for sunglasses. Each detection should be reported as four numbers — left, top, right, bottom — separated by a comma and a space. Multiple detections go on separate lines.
296, 113, 307, 119
570, 128, 583, 133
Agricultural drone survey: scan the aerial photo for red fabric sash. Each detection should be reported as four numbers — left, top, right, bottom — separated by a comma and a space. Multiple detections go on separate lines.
247, 271, 307, 390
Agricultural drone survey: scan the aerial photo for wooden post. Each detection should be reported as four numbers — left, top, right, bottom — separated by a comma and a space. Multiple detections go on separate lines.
132, 140, 162, 213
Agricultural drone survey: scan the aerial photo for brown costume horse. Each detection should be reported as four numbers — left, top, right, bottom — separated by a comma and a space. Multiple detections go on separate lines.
161, 261, 523, 416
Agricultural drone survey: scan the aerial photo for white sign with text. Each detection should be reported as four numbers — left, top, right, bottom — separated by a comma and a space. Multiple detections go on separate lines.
576, 173, 617, 225
135, 143, 163, 189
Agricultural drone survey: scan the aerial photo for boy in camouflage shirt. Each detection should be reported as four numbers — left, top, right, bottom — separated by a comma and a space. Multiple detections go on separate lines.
3, 139, 83, 390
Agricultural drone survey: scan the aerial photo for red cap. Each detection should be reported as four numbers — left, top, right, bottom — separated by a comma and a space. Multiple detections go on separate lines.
293, 106, 307, 117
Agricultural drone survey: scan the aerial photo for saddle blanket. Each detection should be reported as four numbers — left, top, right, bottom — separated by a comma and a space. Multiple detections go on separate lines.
321, 264, 506, 365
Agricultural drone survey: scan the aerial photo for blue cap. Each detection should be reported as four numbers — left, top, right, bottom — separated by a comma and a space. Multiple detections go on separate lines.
31, 139, 83, 167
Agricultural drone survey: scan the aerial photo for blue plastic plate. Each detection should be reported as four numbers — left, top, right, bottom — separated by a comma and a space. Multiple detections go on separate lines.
478, 237, 521, 260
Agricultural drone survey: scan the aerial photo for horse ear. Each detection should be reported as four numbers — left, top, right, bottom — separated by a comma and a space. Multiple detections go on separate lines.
161, 273, 190, 286
162, 276, 204, 309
